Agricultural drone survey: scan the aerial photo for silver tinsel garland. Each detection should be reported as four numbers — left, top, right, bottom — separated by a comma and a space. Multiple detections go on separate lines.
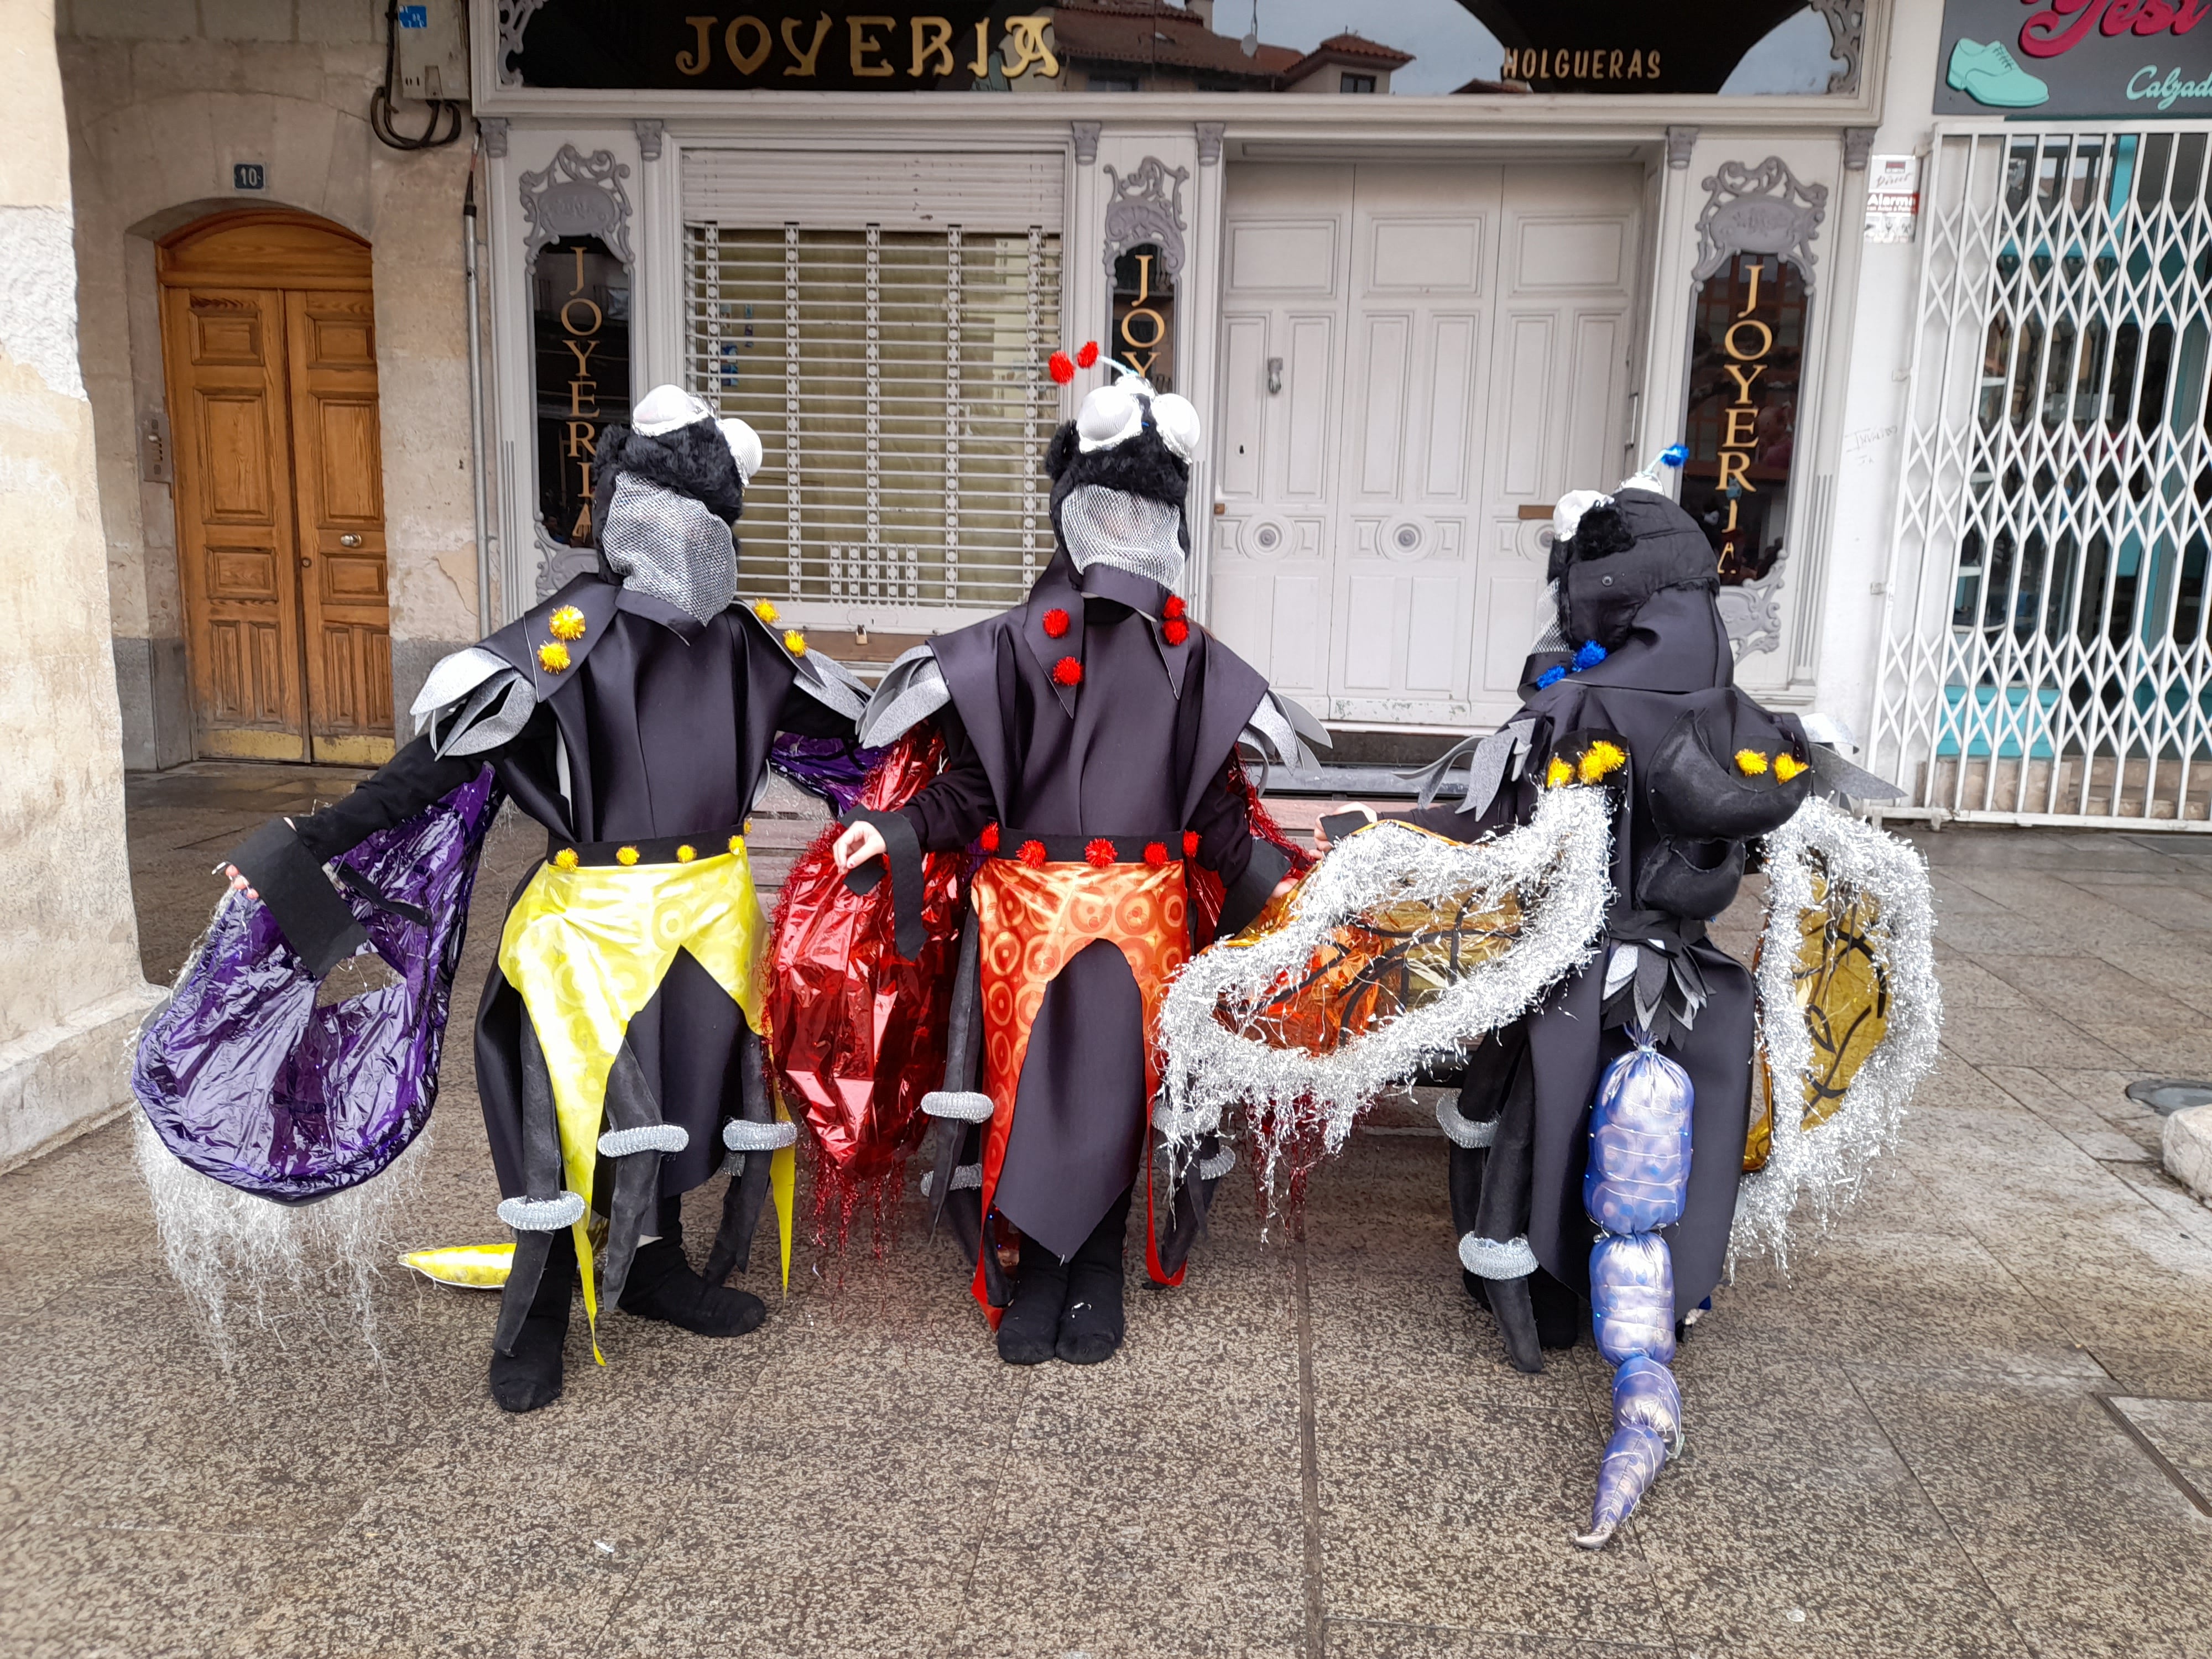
1156, 785, 1613, 1197
1733, 796, 1942, 1267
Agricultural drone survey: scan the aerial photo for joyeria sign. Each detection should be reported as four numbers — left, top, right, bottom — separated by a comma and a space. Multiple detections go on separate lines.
1936, 0, 2212, 117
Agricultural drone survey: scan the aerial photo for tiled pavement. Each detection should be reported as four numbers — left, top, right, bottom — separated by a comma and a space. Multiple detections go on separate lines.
2, 767, 2209, 1657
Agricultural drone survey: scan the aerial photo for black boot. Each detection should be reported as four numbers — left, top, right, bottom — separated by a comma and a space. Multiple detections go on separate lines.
1483, 1274, 1545, 1374
1056, 1190, 1131, 1366
1531, 1266, 1582, 1350
489, 1227, 574, 1413
618, 1207, 765, 1338
996, 1245, 1068, 1366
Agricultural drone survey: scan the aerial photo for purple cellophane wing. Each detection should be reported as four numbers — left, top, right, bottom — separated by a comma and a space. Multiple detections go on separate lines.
769, 734, 884, 816
131, 769, 504, 1204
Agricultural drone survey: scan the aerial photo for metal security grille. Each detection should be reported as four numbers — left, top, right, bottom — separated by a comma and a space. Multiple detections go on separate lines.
685, 222, 1062, 622
1871, 128, 2212, 828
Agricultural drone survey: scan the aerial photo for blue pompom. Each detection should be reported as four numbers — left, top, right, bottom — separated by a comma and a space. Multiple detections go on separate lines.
1573, 640, 1609, 672
1661, 444, 1689, 467
1536, 666, 1566, 690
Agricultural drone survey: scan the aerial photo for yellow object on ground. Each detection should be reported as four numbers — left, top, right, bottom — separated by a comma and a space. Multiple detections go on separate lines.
399, 1243, 514, 1288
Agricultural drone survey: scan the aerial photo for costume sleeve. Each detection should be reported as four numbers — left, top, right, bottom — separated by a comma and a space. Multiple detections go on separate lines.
1192, 760, 1291, 937
291, 735, 488, 861
226, 734, 488, 978
898, 704, 995, 852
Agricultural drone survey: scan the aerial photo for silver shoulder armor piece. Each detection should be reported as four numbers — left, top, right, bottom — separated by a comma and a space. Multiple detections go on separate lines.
412, 645, 535, 758
858, 646, 950, 748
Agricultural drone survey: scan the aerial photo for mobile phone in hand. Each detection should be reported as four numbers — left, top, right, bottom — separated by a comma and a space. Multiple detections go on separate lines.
1318, 810, 1372, 844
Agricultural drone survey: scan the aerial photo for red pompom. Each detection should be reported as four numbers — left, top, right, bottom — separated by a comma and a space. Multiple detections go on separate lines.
1163, 594, 1186, 620
1162, 618, 1189, 646
1143, 841, 1170, 868
1052, 656, 1083, 687
1047, 351, 1075, 385
1042, 607, 1070, 639
979, 823, 1001, 853
1076, 341, 1100, 368
1182, 830, 1200, 857
1084, 838, 1117, 868
1018, 839, 1047, 867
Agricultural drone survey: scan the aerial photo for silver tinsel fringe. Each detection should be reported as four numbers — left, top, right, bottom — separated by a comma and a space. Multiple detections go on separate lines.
1731, 796, 1942, 1267
132, 1111, 431, 1369
1156, 786, 1612, 1200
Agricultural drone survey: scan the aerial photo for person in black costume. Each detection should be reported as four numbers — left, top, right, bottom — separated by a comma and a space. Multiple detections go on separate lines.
226, 387, 864, 1411
1322, 470, 1813, 1371
834, 369, 1309, 1366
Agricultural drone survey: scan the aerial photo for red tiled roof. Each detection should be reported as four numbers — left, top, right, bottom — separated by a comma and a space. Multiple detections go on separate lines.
1051, 1, 1301, 79
1308, 32, 1415, 68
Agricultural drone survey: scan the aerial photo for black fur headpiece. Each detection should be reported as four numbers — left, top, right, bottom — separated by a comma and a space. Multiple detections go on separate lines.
589, 419, 747, 545
1548, 488, 1719, 650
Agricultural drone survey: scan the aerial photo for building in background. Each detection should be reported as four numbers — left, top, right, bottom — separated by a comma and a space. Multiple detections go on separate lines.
50, 0, 2212, 828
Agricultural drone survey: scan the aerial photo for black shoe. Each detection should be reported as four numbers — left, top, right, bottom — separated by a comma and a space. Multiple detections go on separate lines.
1531, 1266, 1582, 1350
489, 1230, 575, 1413
617, 1236, 766, 1337
1056, 1192, 1130, 1366
996, 1249, 1068, 1366
1483, 1274, 1545, 1374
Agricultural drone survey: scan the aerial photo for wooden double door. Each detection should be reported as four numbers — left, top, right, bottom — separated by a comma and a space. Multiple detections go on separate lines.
159, 212, 395, 764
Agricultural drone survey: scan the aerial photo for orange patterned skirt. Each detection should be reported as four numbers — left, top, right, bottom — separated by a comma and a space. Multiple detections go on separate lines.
968, 853, 1191, 1317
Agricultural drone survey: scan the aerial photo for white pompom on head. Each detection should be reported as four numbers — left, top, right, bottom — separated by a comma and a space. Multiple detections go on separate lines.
630, 384, 714, 436
719, 418, 763, 482
1151, 393, 1201, 462
1076, 381, 1145, 452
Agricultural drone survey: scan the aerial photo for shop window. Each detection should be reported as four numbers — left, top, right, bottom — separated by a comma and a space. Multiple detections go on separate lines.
685, 222, 1062, 613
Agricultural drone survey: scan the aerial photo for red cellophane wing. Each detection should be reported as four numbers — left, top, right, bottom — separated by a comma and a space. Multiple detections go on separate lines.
765, 728, 966, 1213
1188, 754, 1317, 950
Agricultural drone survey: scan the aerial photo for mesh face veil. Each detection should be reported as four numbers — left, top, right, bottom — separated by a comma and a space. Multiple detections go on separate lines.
600, 473, 739, 623
1058, 484, 1185, 588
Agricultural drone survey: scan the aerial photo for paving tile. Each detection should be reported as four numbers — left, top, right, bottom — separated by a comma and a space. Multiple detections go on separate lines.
1969, 954, 2200, 1027
1323, 1624, 1674, 1658
1313, 1394, 1669, 1645
1976, 1064, 2161, 1162
1853, 1373, 2212, 1659
1935, 1006, 2133, 1070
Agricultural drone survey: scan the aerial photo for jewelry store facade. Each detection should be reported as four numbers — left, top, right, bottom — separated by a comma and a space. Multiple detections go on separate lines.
472, 0, 1894, 744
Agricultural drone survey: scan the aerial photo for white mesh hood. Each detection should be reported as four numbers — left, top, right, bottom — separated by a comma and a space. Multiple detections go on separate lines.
600, 473, 738, 623
1059, 485, 1184, 588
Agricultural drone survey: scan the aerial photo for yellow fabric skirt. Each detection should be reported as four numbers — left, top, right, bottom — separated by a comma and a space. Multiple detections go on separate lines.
496, 841, 784, 1346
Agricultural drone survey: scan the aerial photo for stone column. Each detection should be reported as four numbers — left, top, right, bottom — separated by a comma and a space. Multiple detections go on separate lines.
0, 0, 162, 1169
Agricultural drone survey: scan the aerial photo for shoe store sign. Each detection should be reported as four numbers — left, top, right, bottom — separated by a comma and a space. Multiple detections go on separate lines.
1938, 0, 2212, 117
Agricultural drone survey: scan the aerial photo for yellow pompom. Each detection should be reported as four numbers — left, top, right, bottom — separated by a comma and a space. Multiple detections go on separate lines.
552, 847, 579, 871
536, 641, 571, 674
1545, 756, 1573, 789
728, 834, 743, 855
615, 845, 640, 866
783, 628, 808, 657
1773, 753, 1807, 782
1735, 748, 1770, 776
676, 844, 697, 863
547, 605, 587, 642
752, 599, 780, 625
1578, 740, 1627, 785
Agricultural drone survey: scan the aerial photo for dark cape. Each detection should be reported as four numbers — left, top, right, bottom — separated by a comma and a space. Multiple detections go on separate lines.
1414, 581, 1799, 1312
898, 550, 1287, 1261
264, 577, 852, 1208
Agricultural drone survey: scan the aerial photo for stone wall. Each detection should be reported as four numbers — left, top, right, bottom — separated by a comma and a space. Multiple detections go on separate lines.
57, 0, 484, 769
0, 0, 163, 1166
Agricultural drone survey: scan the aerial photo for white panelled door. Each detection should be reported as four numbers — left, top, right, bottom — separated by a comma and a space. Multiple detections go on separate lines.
1211, 162, 1644, 731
